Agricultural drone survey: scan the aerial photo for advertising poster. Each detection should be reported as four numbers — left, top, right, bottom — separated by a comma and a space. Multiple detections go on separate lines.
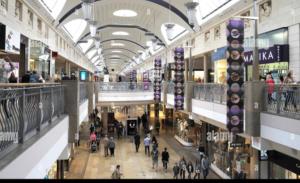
143, 71, 150, 90
226, 19, 245, 134
154, 57, 162, 103
174, 48, 185, 111
5, 62, 19, 82
5, 26, 20, 54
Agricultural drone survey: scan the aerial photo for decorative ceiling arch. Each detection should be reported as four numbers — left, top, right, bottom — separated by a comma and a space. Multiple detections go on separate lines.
76, 24, 165, 46
57, 0, 193, 29
103, 53, 133, 61
101, 48, 138, 55
85, 38, 146, 54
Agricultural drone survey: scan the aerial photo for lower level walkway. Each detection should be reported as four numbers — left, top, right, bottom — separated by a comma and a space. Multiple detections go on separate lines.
65, 127, 220, 179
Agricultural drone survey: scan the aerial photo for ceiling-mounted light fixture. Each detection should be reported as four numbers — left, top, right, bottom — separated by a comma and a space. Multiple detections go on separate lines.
81, 0, 94, 21
185, 2, 200, 31
165, 23, 175, 40
89, 21, 97, 37
97, 48, 102, 54
151, 38, 158, 49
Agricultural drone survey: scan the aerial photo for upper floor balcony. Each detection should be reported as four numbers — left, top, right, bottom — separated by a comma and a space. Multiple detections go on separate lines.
96, 82, 154, 105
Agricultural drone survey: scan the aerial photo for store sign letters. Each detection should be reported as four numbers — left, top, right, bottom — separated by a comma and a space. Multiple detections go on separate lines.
244, 44, 289, 65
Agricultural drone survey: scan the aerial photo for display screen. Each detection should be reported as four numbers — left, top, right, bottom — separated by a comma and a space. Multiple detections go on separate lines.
80, 71, 88, 81
5, 26, 20, 54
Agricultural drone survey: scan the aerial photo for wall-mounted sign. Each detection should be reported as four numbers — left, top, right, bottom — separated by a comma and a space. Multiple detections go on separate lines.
5, 25, 20, 54
174, 47, 184, 111
226, 19, 245, 134
154, 57, 162, 102
260, 150, 268, 161
244, 44, 289, 65
80, 70, 88, 81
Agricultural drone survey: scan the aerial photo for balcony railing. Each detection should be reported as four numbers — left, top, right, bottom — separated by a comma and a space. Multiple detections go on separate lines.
193, 84, 227, 104
264, 84, 300, 119
80, 82, 88, 104
0, 84, 64, 158
98, 82, 153, 92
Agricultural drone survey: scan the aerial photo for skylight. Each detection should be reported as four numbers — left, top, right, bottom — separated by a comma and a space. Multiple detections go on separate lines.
87, 49, 97, 59
79, 39, 94, 53
113, 9, 137, 17
39, 0, 66, 19
63, 19, 87, 42
91, 56, 99, 63
161, 23, 188, 45
112, 50, 122, 53
112, 31, 129, 36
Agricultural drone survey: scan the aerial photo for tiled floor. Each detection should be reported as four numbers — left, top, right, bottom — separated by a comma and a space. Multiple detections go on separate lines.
65, 128, 220, 179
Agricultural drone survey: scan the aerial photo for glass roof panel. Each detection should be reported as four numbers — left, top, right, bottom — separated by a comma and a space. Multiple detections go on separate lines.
39, 0, 66, 19
87, 49, 97, 59
79, 39, 94, 53
161, 23, 188, 45
63, 19, 87, 42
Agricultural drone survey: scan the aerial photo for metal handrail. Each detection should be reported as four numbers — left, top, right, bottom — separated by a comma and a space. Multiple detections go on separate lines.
263, 84, 300, 119
0, 85, 65, 158
193, 84, 227, 104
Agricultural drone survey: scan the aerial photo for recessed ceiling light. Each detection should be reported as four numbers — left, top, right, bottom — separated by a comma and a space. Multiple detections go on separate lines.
111, 55, 121, 58
112, 50, 122, 53
111, 43, 125, 47
113, 9, 137, 17
112, 31, 129, 36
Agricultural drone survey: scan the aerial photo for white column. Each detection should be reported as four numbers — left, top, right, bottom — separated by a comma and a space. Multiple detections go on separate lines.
288, 24, 300, 81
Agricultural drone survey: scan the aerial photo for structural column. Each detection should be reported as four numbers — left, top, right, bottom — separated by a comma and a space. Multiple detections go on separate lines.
203, 55, 208, 83
88, 81, 95, 115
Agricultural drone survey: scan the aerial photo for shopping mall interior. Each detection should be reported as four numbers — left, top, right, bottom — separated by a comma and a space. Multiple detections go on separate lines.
0, 0, 300, 180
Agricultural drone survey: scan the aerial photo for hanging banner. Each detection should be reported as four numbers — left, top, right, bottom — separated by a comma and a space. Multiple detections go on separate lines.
143, 71, 150, 90
154, 57, 162, 103
174, 48, 184, 111
226, 19, 245, 134
129, 70, 137, 90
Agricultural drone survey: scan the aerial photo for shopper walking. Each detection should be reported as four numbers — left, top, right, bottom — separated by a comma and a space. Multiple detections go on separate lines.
161, 148, 169, 172
111, 165, 123, 179
144, 135, 151, 156
187, 161, 194, 179
194, 159, 201, 179
284, 71, 298, 111
201, 155, 210, 179
173, 163, 180, 179
266, 74, 275, 104
152, 136, 158, 151
103, 135, 109, 157
151, 148, 159, 171
134, 133, 141, 152
179, 156, 187, 179
108, 137, 116, 157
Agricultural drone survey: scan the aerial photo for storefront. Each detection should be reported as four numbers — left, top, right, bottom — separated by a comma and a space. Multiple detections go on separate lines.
173, 111, 200, 147
244, 28, 289, 83
205, 123, 258, 179
267, 151, 300, 179
29, 40, 51, 80
212, 47, 227, 84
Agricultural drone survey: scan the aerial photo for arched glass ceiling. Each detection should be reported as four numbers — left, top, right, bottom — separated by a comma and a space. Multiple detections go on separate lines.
79, 39, 94, 53
39, 0, 66, 19
87, 49, 97, 59
161, 23, 188, 45
91, 56, 100, 63
193, 0, 239, 24
63, 19, 87, 42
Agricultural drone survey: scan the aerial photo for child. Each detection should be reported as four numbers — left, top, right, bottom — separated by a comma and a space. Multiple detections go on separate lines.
173, 163, 180, 179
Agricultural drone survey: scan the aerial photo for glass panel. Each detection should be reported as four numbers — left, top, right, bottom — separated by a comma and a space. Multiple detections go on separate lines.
87, 49, 97, 59
161, 23, 188, 45
39, 0, 66, 19
79, 39, 94, 53
63, 19, 87, 42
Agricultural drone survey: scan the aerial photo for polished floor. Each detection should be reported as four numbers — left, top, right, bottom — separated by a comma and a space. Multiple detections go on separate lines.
65, 123, 220, 179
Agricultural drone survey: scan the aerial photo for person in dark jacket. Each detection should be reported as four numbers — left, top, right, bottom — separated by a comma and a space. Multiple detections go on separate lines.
161, 147, 169, 172
108, 137, 115, 157
21, 71, 31, 83
187, 161, 194, 179
8, 72, 17, 83
173, 163, 180, 179
134, 133, 141, 152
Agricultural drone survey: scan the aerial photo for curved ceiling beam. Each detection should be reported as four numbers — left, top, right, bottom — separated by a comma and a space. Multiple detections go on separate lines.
101, 48, 138, 55
58, 0, 193, 29
103, 53, 133, 61
76, 24, 165, 46
85, 39, 146, 54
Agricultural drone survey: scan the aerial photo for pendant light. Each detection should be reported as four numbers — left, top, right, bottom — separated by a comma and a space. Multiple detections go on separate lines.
185, 1, 200, 31
81, 0, 94, 21
165, 0, 175, 40
89, 21, 97, 37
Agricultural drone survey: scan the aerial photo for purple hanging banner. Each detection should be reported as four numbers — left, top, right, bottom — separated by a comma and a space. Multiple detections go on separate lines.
154, 57, 162, 103
174, 47, 184, 111
226, 19, 245, 134
143, 71, 150, 90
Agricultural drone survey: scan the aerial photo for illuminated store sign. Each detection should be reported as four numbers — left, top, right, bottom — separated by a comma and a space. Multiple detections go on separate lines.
226, 19, 245, 134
